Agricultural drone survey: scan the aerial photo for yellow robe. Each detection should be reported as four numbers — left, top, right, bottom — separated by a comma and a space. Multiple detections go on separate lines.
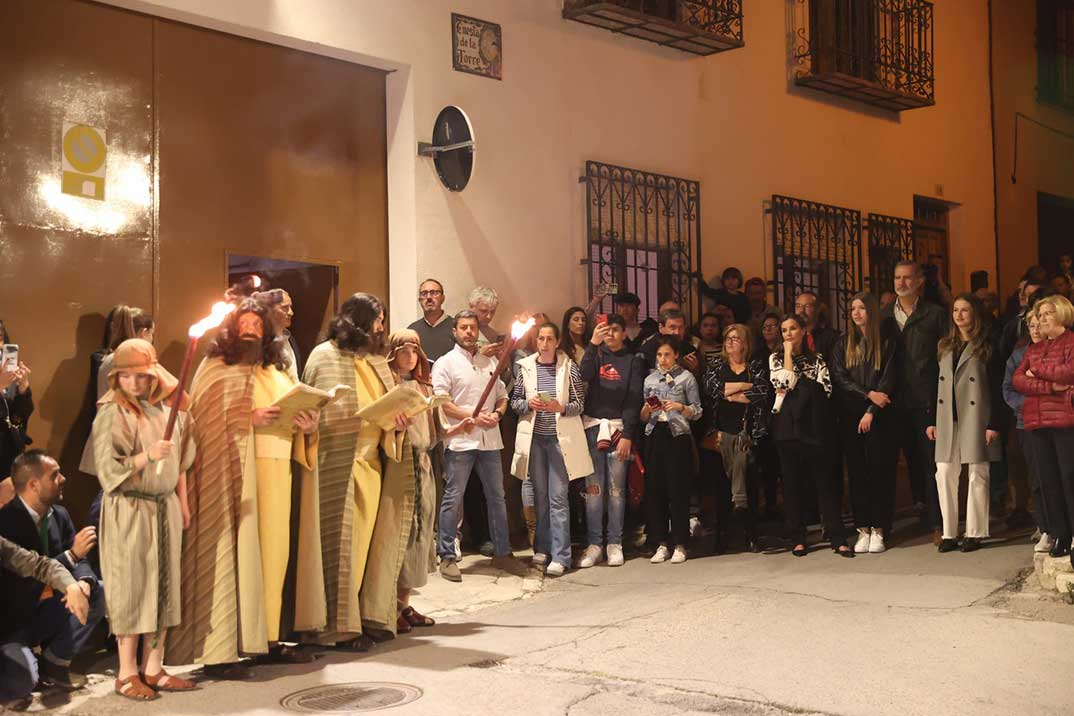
347, 357, 388, 606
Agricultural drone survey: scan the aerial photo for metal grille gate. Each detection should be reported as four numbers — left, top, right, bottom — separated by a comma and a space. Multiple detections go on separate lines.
771, 195, 862, 334
866, 212, 915, 294
583, 160, 702, 324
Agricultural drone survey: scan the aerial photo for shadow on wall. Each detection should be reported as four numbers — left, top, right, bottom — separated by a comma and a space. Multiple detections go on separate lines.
39, 312, 106, 525
446, 197, 514, 309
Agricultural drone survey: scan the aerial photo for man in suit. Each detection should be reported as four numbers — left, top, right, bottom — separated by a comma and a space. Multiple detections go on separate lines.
0, 450, 105, 690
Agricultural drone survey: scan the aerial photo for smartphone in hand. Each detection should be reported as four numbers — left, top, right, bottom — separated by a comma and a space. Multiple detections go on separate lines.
645, 395, 663, 410
596, 314, 608, 325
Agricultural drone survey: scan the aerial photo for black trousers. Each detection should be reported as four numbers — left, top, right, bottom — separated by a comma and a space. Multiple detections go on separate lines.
1027, 427, 1074, 541
644, 424, 694, 548
896, 405, 941, 529
777, 439, 848, 548
843, 412, 898, 534
757, 435, 782, 515
1016, 429, 1049, 534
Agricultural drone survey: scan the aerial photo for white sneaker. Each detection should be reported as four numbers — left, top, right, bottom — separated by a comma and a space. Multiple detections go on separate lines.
606, 544, 624, 566
854, 530, 871, 554
868, 530, 886, 553
670, 545, 687, 564
650, 545, 670, 563
532, 552, 549, 567
689, 516, 702, 538
545, 561, 566, 576
578, 545, 604, 568
1035, 532, 1055, 553
454, 536, 462, 560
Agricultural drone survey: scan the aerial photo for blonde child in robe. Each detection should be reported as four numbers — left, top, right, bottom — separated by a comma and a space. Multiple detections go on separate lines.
92, 339, 196, 701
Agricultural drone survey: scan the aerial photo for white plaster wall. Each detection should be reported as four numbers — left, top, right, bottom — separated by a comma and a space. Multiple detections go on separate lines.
100, 0, 998, 326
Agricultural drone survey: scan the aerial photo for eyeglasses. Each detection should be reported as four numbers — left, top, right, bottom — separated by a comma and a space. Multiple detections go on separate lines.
724, 335, 743, 343
419, 290, 443, 297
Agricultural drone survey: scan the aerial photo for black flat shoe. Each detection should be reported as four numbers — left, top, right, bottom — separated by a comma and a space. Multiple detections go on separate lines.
1049, 538, 1071, 558
961, 537, 982, 553
834, 546, 855, 558
938, 538, 960, 553
792, 544, 808, 557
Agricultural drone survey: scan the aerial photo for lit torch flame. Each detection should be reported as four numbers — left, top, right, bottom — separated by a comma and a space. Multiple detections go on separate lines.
189, 302, 235, 338
510, 318, 536, 340
250, 275, 262, 289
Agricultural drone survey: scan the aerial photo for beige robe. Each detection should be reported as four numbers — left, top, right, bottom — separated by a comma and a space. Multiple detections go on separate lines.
302, 342, 414, 639
397, 378, 437, 591
167, 357, 325, 666
93, 400, 194, 635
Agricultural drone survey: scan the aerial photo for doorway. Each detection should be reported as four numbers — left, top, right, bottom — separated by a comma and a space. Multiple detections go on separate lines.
1038, 192, 1074, 274
227, 254, 340, 375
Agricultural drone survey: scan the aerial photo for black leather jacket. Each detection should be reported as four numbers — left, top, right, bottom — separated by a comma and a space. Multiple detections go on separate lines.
829, 332, 898, 418
880, 298, 948, 416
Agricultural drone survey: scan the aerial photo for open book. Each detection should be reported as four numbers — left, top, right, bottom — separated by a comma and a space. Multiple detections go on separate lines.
269, 383, 351, 428
355, 384, 451, 432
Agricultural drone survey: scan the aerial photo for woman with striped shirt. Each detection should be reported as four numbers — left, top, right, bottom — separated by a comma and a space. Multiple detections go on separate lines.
510, 323, 592, 576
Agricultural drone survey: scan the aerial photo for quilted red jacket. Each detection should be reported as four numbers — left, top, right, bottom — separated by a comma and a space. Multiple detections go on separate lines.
1012, 329, 1074, 430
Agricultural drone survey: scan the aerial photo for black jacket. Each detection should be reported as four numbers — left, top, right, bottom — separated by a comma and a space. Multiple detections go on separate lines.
880, 298, 948, 415
771, 377, 830, 447
830, 331, 898, 419
701, 354, 771, 441
0, 385, 33, 479
0, 498, 98, 638
807, 326, 840, 364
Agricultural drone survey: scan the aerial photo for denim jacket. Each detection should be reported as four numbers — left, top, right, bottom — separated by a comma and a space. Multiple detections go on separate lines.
642, 366, 702, 437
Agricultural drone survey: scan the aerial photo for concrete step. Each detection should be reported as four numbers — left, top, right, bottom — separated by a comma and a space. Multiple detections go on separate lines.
1033, 550, 1074, 594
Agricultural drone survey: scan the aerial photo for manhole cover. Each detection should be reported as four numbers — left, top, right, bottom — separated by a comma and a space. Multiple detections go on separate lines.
280, 683, 422, 713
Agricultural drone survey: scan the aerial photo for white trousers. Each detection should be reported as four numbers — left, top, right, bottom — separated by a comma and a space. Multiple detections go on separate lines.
935, 461, 991, 539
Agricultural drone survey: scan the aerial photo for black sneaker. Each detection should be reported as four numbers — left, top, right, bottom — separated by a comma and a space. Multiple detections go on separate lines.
961, 537, 982, 553
39, 660, 87, 690
937, 538, 960, 553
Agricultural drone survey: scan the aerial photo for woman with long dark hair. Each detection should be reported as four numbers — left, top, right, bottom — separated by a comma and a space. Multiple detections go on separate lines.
831, 292, 897, 554
559, 307, 589, 364
770, 315, 852, 558
927, 293, 1004, 553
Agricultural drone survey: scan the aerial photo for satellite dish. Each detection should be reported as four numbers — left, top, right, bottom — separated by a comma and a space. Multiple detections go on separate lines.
418, 106, 475, 192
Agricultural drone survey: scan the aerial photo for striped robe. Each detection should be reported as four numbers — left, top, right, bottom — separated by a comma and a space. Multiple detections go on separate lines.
167, 357, 325, 666
302, 342, 415, 639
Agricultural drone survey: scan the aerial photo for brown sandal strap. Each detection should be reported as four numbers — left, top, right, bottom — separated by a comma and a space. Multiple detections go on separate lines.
401, 606, 436, 627
144, 670, 198, 691
115, 675, 160, 701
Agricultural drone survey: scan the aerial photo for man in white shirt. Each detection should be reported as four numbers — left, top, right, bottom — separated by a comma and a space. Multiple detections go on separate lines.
431, 310, 527, 582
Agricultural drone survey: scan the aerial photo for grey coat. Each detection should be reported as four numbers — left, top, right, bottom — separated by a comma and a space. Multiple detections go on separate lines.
933, 342, 1004, 465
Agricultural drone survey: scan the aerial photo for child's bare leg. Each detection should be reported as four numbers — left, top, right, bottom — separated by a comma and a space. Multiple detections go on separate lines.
140, 630, 166, 677
117, 634, 140, 680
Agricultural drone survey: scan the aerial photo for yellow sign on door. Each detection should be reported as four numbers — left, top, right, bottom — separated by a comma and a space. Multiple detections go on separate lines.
61, 121, 106, 201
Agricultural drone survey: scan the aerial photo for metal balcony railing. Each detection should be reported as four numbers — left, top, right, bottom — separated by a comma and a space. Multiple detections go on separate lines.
792, 0, 935, 111
563, 0, 744, 56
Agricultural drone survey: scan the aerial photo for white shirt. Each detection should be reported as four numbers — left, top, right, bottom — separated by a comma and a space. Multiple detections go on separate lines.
431, 344, 507, 452
894, 295, 919, 331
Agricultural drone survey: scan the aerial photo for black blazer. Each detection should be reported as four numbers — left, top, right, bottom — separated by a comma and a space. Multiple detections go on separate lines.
0, 498, 96, 638
830, 331, 898, 419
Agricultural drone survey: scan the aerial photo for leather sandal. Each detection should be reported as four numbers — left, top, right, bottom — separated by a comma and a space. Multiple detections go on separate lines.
401, 606, 436, 627
396, 615, 413, 634
260, 644, 314, 664
143, 670, 198, 691
115, 675, 160, 701
335, 634, 375, 652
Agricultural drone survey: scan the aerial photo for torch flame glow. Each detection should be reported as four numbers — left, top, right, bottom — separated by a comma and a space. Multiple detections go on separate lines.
189, 302, 236, 338
510, 318, 537, 340
250, 275, 262, 288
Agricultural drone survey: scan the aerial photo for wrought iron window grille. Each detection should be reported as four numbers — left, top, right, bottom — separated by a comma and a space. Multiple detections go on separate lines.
581, 160, 702, 325
791, 0, 935, 112
562, 0, 744, 56
866, 212, 915, 295
1037, 0, 1074, 112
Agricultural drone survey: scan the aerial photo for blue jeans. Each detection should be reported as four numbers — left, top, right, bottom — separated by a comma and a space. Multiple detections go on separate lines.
584, 426, 627, 547
0, 643, 36, 701
439, 449, 511, 559
529, 435, 571, 566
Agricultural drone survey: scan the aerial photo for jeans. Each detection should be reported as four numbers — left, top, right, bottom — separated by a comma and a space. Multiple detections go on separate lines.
521, 476, 535, 509
719, 431, 752, 510
0, 642, 36, 701
1017, 429, 1049, 533
897, 405, 941, 529
439, 449, 511, 559
584, 426, 627, 547
529, 435, 571, 566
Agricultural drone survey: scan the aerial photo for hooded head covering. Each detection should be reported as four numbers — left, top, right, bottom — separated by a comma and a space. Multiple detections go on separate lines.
386, 329, 431, 385
103, 338, 189, 415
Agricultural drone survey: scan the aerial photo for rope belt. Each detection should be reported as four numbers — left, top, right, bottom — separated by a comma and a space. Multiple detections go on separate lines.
122, 489, 170, 645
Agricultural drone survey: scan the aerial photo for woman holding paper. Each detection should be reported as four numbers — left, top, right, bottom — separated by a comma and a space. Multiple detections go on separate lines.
510, 323, 592, 576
